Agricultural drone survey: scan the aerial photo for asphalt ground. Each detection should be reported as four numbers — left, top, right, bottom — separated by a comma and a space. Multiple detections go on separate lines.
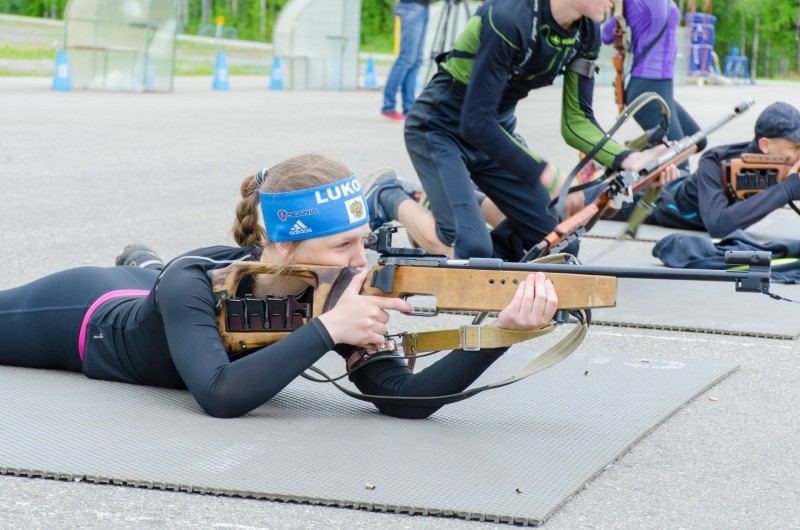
0, 75, 799, 529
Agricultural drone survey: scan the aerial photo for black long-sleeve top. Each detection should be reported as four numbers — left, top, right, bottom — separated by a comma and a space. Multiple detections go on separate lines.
84, 246, 507, 419
439, 0, 631, 183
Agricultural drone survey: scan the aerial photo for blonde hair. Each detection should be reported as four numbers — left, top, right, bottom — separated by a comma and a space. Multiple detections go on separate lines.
231, 154, 352, 249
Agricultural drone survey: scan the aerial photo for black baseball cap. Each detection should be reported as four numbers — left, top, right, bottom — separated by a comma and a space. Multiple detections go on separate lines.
754, 101, 800, 142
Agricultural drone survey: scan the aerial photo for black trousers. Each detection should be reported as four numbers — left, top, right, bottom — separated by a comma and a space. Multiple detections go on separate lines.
626, 77, 707, 170
404, 72, 563, 260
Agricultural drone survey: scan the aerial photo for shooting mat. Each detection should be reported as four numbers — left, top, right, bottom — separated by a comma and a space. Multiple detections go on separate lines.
0, 343, 736, 526
586, 206, 800, 243
578, 238, 800, 338
584, 219, 705, 242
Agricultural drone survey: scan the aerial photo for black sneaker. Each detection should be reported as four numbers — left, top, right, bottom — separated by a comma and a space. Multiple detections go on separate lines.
115, 244, 164, 270
362, 167, 402, 229
362, 167, 425, 226
362, 168, 428, 247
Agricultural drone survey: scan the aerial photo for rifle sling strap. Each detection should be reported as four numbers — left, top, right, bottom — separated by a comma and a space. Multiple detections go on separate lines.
401, 324, 555, 355
620, 184, 662, 239
344, 324, 556, 373
312, 312, 589, 407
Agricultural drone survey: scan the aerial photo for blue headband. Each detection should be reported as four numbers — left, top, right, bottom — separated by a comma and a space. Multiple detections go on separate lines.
260, 173, 370, 242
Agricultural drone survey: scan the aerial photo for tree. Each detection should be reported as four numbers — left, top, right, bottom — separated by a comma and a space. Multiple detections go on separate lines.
709, 0, 798, 78
0, 0, 395, 48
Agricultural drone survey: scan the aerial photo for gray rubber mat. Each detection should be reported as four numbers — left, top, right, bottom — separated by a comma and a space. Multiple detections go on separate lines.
578, 238, 800, 339
0, 347, 737, 526
585, 219, 705, 242
585, 207, 800, 243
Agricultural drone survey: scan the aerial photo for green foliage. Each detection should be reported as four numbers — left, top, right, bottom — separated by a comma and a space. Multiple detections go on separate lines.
709, 0, 799, 78
0, 0, 396, 52
0, 46, 53, 59
362, 0, 396, 53
0, 0, 68, 18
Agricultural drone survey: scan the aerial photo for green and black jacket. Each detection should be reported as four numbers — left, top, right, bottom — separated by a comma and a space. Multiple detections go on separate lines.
440, 0, 631, 179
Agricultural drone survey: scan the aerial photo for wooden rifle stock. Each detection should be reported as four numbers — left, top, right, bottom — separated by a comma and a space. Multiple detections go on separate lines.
211, 260, 618, 354
722, 153, 793, 200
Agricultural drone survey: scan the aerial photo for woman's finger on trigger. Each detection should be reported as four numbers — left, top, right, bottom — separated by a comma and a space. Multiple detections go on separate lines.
373, 295, 414, 313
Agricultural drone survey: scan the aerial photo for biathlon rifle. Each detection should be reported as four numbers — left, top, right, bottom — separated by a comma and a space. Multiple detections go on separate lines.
524, 98, 755, 261
211, 225, 771, 359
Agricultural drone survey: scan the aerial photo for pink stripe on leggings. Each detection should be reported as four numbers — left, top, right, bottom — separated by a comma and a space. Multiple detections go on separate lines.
78, 290, 150, 360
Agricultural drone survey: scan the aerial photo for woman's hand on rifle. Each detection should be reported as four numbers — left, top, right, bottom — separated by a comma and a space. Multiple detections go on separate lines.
491, 273, 558, 330
317, 269, 413, 347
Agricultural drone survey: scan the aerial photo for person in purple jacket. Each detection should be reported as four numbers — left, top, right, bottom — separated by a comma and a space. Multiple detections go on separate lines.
602, 0, 706, 169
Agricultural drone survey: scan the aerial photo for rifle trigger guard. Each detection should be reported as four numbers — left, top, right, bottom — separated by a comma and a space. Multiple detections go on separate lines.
400, 296, 439, 317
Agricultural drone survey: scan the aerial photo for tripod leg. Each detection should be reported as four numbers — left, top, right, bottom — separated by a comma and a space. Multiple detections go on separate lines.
461, 0, 472, 21
424, 1, 453, 81
444, 1, 472, 56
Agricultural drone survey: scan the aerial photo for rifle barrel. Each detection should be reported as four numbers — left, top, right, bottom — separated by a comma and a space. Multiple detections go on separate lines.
433, 254, 771, 294
641, 98, 755, 175
373, 227, 772, 295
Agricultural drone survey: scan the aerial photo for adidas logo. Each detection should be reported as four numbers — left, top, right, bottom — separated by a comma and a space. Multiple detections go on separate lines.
288, 220, 312, 236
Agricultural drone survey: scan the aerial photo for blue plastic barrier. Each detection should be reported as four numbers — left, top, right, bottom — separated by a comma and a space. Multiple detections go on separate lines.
212, 50, 230, 90
269, 56, 283, 90
686, 13, 716, 77
723, 46, 755, 84
364, 56, 378, 88
52, 50, 71, 91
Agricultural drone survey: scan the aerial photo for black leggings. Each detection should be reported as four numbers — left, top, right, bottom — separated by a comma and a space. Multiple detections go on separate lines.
626, 77, 707, 166
0, 265, 505, 420
0, 266, 157, 372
